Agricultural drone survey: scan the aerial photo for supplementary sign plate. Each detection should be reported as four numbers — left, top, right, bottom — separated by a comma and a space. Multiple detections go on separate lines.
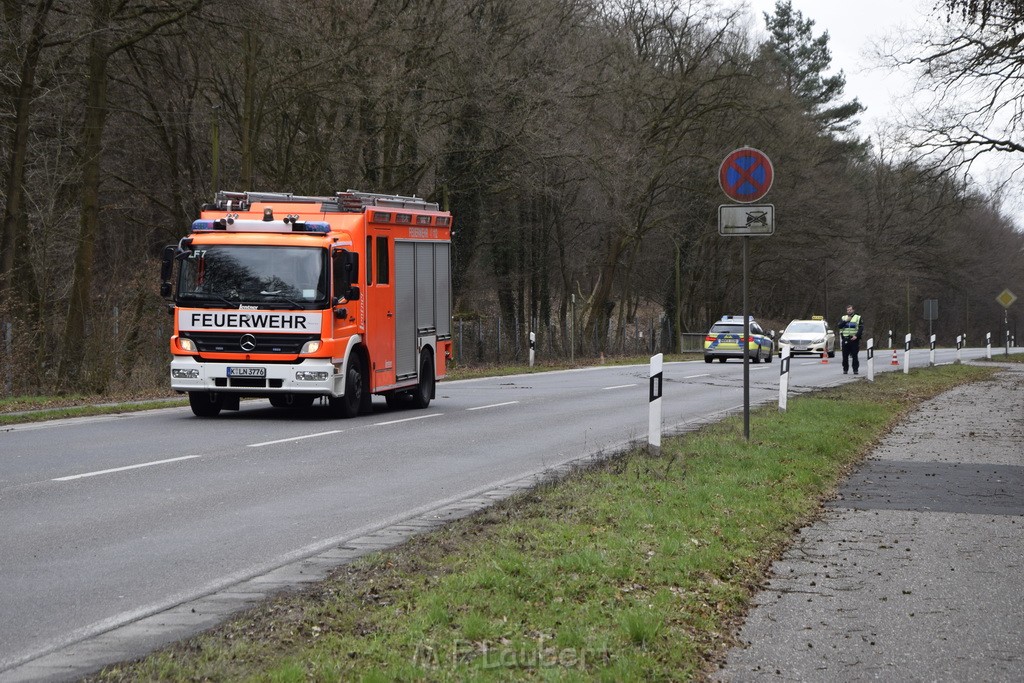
718, 204, 774, 236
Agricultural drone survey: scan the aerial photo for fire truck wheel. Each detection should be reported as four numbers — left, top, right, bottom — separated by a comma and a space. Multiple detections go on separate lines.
411, 352, 434, 409
189, 391, 223, 417
330, 355, 365, 418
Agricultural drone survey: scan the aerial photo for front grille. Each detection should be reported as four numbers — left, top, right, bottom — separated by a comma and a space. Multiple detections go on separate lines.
214, 378, 285, 389
187, 332, 317, 354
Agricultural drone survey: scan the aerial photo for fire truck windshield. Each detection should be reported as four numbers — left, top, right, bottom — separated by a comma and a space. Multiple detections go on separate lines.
177, 245, 328, 309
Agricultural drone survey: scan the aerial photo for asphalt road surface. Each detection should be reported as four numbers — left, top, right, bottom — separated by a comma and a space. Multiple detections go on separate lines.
0, 346, 993, 679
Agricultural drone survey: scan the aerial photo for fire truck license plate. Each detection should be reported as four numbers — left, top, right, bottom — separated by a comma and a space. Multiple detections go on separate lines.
228, 366, 266, 378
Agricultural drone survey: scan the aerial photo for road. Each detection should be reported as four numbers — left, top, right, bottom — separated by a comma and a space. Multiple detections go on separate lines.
0, 347, 991, 678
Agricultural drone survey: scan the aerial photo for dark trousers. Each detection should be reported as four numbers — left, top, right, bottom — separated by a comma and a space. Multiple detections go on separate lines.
842, 338, 860, 373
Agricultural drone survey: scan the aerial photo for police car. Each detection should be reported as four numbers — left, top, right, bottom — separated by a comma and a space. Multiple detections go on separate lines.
778, 316, 836, 357
703, 315, 774, 363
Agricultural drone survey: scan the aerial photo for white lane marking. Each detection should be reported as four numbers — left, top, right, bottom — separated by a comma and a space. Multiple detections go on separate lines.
602, 383, 638, 391
53, 455, 201, 482
466, 401, 520, 411
684, 373, 711, 379
374, 413, 443, 426
248, 430, 343, 447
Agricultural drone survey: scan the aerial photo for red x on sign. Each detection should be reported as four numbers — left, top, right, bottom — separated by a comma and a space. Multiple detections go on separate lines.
719, 147, 774, 203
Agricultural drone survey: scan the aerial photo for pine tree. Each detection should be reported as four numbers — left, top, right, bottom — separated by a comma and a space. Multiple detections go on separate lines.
759, 0, 864, 136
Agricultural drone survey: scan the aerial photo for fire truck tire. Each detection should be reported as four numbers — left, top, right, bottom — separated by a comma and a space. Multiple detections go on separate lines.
330, 353, 368, 418
189, 391, 223, 417
411, 352, 434, 409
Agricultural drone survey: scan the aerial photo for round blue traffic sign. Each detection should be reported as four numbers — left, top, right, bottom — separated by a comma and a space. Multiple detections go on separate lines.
719, 147, 774, 203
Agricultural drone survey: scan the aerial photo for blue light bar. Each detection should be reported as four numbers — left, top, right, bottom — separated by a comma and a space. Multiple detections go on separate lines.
191, 219, 219, 231
296, 221, 330, 233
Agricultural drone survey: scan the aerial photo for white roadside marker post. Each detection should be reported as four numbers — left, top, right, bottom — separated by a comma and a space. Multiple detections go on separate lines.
904, 333, 912, 374
779, 344, 790, 412
867, 338, 874, 382
648, 353, 663, 455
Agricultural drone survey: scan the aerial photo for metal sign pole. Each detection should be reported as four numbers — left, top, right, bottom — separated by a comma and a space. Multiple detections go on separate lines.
718, 147, 774, 443
742, 236, 750, 441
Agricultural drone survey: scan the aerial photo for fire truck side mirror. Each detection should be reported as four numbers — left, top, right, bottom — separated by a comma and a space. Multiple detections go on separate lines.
160, 245, 176, 299
332, 249, 360, 302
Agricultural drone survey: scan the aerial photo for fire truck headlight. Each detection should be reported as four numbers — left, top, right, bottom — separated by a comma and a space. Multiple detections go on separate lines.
172, 368, 200, 379
295, 370, 329, 382
300, 340, 321, 354
178, 337, 196, 352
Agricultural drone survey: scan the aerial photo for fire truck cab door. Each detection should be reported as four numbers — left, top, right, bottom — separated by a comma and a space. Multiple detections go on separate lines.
366, 233, 396, 389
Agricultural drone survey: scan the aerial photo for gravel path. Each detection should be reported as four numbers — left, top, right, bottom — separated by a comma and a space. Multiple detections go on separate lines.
715, 365, 1024, 682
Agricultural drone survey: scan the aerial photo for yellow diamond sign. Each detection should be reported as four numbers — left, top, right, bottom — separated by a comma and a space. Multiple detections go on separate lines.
997, 289, 1017, 308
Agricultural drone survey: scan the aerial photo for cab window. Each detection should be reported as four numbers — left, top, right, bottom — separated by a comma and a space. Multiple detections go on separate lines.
376, 236, 389, 285
365, 236, 373, 285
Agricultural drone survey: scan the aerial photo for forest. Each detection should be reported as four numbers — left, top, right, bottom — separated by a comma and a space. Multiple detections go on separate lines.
1, 0, 1022, 395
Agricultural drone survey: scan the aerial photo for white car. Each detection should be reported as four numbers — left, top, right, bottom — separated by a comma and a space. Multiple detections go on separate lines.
778, 317, 836, 357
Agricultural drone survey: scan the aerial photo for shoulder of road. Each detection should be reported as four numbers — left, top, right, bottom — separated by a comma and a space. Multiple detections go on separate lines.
714, 360, 1024, 681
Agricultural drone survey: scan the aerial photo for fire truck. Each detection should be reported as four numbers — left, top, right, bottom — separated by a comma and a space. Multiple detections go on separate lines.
159, 190, 452, 418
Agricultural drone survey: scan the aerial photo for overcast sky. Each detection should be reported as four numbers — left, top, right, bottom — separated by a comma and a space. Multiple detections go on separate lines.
738, 0, 1024, 221
740, 0, 933, 138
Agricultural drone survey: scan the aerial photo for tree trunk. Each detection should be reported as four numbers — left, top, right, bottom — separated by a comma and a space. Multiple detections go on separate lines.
0, 0, 53, 312
584, 231, 630, 352
59, 0, 111, 385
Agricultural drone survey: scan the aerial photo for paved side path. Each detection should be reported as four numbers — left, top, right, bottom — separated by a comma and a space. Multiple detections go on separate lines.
716, 365, 1024, 682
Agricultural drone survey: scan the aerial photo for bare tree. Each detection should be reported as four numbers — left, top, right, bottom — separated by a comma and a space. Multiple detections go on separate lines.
887, 4, 1024, 177
59, 0, 202, 386
0, 0, 55, 312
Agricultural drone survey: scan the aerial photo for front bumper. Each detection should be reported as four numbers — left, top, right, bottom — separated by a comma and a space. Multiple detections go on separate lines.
704, 345, 770, 359
779, 340, 831, 355
170, 356, 342, 395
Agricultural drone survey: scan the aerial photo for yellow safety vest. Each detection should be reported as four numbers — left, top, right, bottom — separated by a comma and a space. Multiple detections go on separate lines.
840, 314, 861, 339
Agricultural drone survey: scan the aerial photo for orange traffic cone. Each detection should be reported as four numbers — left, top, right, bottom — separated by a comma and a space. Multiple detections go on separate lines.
820, 351, 828, 364
891, 350, 899, 366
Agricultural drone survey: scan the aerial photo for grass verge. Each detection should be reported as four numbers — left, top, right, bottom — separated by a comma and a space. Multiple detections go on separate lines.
89, 363, 998, 682
0, 397, 187, 426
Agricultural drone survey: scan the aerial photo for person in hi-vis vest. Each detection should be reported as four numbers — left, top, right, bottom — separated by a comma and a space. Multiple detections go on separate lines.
838, 304, 864, 375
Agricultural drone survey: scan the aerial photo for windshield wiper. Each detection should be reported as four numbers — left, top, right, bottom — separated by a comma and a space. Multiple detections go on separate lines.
179, 292, 239, 308
259, 291, 306, 309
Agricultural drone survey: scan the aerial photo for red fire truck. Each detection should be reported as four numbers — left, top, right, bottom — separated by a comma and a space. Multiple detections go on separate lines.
160, 190, 452, 418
